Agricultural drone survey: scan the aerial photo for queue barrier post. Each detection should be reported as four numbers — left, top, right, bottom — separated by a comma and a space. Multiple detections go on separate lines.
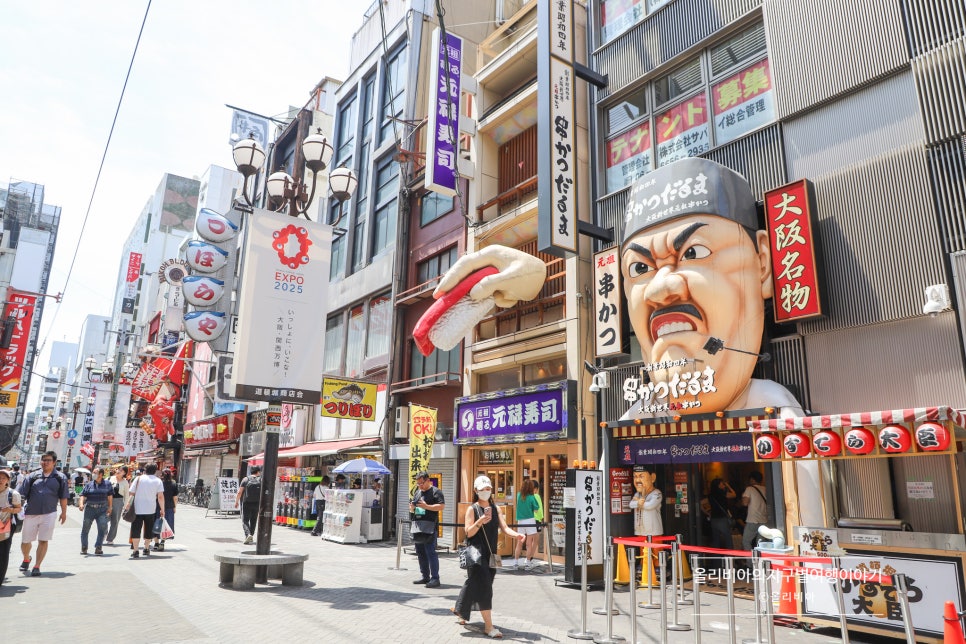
640, 535, 660, 610
667, 538, 691, 631
627, 546, 640, 644
832, 556, 851, 644
691, 553, 702, 644
763, 558, 776, 644
593, 541, 626, 644
677, 533, 693, 606
894, 573, 916, 644
659, 549, 669, 644
568, 541, 599, 641
544, 522, 555, 574
725, 556, 737, 644
389, 517, 407, 571
741, 550, 763, 644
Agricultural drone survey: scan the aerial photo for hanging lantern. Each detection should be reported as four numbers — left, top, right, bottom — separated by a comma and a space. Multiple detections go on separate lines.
915, 421, 951, 452
183, 311, 228, 342
783, 432, 812, 458
195, 208, 239, 242
186, 240, 229, 273
182, 276, 225, 307
812, 430, 842, 457
878, 424, 912, 454
755, 433, 781, 460
844, 427, 876, 456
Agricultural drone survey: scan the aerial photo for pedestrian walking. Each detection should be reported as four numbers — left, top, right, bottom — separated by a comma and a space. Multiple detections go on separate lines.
77, 466, 113, 555
152, 469, 178, 551
409, 471, 444, 588
0, 468, 23, 586
452, 475, 526, 639
741, 470, 768, 551
511, 479, 540, 570
106, 465, 130, 544
310, 475, 330, 536
9, 463, 22, 490
235, 466, 262, 545
17, 450, 69, 576
125, 464, 165, 559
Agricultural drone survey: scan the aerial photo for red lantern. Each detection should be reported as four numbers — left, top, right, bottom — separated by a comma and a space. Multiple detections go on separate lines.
783, 432, 811, 458
915, 422, 951, 452
845, 427, 876, 455
755, 433, 781, 460
812, 430, 842, 457
878, 424, 912, 454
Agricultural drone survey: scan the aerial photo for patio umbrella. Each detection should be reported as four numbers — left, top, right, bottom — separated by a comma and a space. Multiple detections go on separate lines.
331, 457, 390, 476
73, 467, 92, 475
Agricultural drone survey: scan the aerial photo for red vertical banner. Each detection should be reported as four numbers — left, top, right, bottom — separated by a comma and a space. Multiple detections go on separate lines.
764, 179, 824, 322
0, 289, 36, 424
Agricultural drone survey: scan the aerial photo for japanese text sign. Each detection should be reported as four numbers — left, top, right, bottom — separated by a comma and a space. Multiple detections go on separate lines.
454, 380, 575, 445
764, 178, 823, 322
574, 469, 604, 565
320, 377, 377, 422
425, 27, 462, 197
593, 248, 625, 357
656, 94, 709, 166
712, 58, 775, 145
0, 289, 36, 424
606, 121, 652, 193
409, 404, 437, 498
618, 431, 755, 465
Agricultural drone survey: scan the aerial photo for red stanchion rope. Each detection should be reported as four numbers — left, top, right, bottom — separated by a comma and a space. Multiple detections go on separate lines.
678, 543, 753, 558
613, 536, 671, 550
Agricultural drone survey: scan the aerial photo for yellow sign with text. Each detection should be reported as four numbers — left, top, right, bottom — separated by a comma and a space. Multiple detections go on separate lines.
320, 377, 378, 422
408, 404, 437, 499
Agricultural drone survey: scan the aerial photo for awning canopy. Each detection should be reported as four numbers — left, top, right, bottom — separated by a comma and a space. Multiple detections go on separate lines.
748, 406, 966, 432
245, 436, 380, 463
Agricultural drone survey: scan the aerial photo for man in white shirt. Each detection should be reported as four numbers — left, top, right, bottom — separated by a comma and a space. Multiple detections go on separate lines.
741, 471, 768, 551
126, 464, 165, 558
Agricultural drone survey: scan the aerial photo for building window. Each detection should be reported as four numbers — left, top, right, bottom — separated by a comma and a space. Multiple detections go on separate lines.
477, 357, 567, 392
366, 293, 391, 360
604, 87, 650, 194
371, 158, 399, 256
410, 341, 460, 385
654, 59, 709, 167
336, 95, 357, 167
416, 246, 458, 284
323, 315, 344, 373
380, 46, 407, 144
709, 23, 772, 146
600, 0, 675, 45
352, 143, 371, 271
419, 191, 454, 227
362, 75, 376, 141
345, 305, 365, 378
330, 234, 346, 281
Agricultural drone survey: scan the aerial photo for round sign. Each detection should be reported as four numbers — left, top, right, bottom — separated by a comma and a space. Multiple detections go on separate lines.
845, 427, 876, 455
915, 422, 951, 452
160, 258, 191, 285
196, 208, 239, 242
754, 433, 781, 459
67, 429, 78, 439
783, 432, 811, 458
183, 310, 228, 342
186, 240, 229, 274
812, 430, 842, 457
67, 438, 76, 446
878, 424, 912, 454
183, 275, 225, 306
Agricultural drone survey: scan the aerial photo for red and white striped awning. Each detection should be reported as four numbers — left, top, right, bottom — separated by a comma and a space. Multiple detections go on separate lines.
747, 406, 966, 432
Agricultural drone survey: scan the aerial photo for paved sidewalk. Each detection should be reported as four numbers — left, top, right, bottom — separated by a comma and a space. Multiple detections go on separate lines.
3, 504, 858, 643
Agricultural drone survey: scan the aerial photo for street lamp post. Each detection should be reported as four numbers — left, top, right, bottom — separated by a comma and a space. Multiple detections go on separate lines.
230, 130, 357, 559
63, 393, 84, 469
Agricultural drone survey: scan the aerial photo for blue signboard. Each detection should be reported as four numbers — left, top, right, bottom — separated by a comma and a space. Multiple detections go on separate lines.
454, 380, 576, 445
617, 431, 755, 465
67, 429, 78, 439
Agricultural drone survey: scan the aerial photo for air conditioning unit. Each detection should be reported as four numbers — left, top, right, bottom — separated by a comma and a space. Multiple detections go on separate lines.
394, 406, 410, 439
434, 424, 453, 442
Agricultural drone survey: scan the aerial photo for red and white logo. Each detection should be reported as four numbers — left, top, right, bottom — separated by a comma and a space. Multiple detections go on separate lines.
272, 224, 312, 270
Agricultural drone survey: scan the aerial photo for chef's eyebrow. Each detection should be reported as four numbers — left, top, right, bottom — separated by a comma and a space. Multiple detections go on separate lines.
673, 222, 707, 251
623, 242, 652, 262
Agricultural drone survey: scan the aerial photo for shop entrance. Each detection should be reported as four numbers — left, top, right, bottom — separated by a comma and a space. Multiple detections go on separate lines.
517, 448, 567, 560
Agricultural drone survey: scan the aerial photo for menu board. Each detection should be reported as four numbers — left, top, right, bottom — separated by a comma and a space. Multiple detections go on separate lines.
549, 468, 567, 548
610, 468, 632, 513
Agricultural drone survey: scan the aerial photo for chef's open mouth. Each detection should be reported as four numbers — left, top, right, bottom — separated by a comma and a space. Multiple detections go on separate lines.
649, 303, 703, 340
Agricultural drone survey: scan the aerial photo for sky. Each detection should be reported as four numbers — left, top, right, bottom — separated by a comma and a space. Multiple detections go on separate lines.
0, 1, 360, 408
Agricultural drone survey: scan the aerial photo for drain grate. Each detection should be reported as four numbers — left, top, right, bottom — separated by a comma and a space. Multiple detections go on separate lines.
207, 537, 242, 543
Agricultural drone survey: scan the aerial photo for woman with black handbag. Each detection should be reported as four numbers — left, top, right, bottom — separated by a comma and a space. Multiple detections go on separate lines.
0, 469, 23, 586
452, 475, 525, 639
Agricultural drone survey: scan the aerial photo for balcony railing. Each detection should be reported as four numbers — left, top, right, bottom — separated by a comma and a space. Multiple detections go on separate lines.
476, 176, 538, 223
391, 371, 461, 393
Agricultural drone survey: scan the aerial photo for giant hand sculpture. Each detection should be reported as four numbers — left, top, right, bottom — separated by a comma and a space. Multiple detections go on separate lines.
413, 246, 547, 356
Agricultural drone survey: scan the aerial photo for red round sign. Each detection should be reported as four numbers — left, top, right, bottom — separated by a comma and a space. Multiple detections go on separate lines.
812, 430, 842, 457
783, 432, 811, 458
845, 427, 876, 455
52, 431, 62, 439
915, 422, 951, 452
754, 434, 781, 460
878, 424, 912, 454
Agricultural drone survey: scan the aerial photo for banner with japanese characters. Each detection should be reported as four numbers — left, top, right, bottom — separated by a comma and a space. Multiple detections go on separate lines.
605, 121, 652, 193
712, 58, 775, 146
408, 404, 437, 499
122, 251, 142, 314
232, 209, 332, 403
320, 377, 377, 422
0, 289, 36, 424
765, 178, 824, 322
425, 27, 462, 197
655, 94, 709, 167
600, 0, 644, 43
91, 383, 112, 443
217, 477, 240, 511
593, 248, 625, 357
573, 469, 604, 565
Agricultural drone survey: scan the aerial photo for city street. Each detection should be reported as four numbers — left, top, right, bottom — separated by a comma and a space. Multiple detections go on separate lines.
2, 504, 858, 643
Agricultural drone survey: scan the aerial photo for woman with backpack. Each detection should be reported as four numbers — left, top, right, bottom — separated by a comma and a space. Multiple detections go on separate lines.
0, 468, 24, 586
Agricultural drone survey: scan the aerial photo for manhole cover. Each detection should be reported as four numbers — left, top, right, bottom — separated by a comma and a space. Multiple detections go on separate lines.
208, 537, 242, 543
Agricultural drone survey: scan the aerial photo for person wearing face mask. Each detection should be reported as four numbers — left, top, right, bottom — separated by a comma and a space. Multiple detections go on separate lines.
452, 475, 526, 639
77, 466, 113, 555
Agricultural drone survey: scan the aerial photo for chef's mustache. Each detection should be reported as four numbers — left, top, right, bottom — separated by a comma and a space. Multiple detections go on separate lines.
648, 303, 704, 326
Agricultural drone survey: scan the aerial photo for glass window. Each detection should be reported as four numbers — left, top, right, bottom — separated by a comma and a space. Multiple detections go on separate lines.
606, 87, 647, 136
654, 60, 708, 167
380, 47, 407, 143
477, 368, 519, 392
372, 159, 399, 256
601, 0, 645, 44
605, 87, 652, 193
419, 191, 454, 227
416, 246, 458, 284
654, 59, 702, 107
366, 294, 391, 359
710, 23, 767, 78
523, 358, 567, 385
345, 305, 365, 378
336, 95, 356, 166
710, 25, 773, 145
329, 233, 346, 281
352, 143, 371, 271
361, 75, 376, 141
410, 341, 460, 385
323, 315, 344, 373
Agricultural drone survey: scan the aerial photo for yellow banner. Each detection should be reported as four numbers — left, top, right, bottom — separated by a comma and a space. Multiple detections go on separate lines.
320, 377, 378, 421
408, 404, 437, 499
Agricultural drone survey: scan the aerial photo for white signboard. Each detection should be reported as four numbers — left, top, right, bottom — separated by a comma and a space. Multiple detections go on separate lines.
711, 59, 775, 146
593, 248, 624, 357
548, 57, 577, 253
91, 383, 112, 443
573, 470, 604, 566
232, 209, 332, 402
122, 426, 150, 457
655, 94, 710, 167
548, 0, 573, 62
906, 481, 934, 499
802, 553, 965, 638
605, 122, 652, 193
217, 477, 240, 511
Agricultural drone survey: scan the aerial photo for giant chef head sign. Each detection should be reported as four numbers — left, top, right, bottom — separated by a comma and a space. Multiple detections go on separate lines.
418, 158, 803, 419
